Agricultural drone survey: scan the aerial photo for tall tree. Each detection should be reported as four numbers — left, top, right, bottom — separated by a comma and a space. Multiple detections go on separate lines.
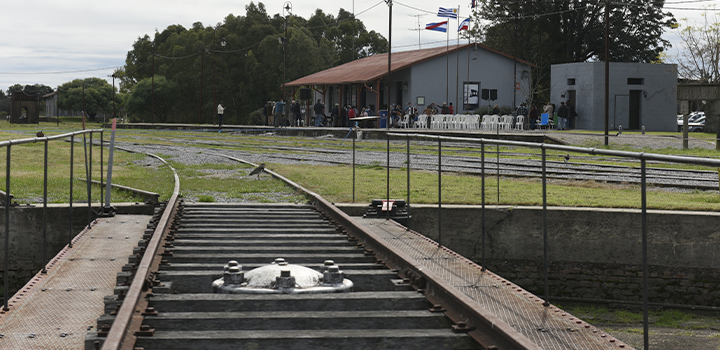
475, 0, 676, 102
57, 78, 116, 121
125, 75, 179, 123
674, 11, 720, 83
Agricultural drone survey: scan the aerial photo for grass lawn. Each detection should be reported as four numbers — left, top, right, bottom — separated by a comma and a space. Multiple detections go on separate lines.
1, 119, 719, 210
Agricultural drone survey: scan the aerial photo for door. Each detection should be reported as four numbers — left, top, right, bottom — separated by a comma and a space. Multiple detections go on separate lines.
629, 90, 641, 130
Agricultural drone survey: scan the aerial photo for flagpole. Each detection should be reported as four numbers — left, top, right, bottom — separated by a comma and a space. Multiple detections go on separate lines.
455, 6, 460, 113
446, 22, 450, 105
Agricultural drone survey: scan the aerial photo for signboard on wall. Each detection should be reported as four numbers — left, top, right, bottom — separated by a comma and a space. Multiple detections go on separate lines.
463, 82, 480, 110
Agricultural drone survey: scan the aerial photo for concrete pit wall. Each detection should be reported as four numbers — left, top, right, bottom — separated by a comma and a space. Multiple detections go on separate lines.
340, 204, 720, 307
0, 204, 154, 294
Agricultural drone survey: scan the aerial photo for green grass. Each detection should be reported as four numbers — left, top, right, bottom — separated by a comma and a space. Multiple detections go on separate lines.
2, 119, 720, 209
556, 304, 720, 331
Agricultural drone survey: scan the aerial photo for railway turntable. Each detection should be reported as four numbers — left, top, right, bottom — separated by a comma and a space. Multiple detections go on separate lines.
85, 200, 631, 350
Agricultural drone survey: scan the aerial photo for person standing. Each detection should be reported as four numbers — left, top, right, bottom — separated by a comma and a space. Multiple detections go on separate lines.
292, 100, 302, 126
217, 102, 225, 128
273, 99, 285, 127
492, 104, 500, 115
263, 101, 273, 126
313, 99, 325, 122
557, 101, 568, 130
448, 102, 454, 114
348, 105, 355, 126
441, 102, 450, 114
331, 103, 339, 126
543, 102, 554, 129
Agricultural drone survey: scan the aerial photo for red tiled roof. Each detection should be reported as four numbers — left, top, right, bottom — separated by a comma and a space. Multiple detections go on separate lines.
285, 43, 534, 87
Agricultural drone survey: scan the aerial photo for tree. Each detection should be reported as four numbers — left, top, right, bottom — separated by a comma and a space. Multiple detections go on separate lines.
674, 11, 720, 83
475, 0, 676, 103
57, 78, 116, 121
125, 75, 179, 123
119, 3, 386, 124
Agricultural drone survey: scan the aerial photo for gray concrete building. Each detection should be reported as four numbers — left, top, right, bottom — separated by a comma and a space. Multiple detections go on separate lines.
285, 43, 533, 116
551, 62, 677, 131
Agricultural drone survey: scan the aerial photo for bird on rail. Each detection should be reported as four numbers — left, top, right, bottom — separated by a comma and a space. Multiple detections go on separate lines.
249, 163, 266, 178
564, 154, 570, 164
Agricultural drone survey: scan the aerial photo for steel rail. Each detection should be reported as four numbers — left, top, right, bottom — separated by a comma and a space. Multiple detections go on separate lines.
388, 132, 720, 167
0, 129, 103, 148
101, 152, 180, 350
211, 152, 540, 349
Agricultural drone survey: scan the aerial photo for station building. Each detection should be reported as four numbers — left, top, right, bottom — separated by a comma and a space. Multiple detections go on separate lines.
551, 62, 678, 132
285, 43, 533, 116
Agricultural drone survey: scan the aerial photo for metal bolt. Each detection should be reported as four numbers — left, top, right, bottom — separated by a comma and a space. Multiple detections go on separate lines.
274, 258, 286, 265
276, 270, 296, 289
323, 265, 344, 284
223, 266, 244, 285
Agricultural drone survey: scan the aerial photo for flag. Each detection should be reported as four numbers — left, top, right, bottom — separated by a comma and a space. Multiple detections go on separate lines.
438, 7, 458, 19
471, 0, 476, 8
458, 18, 470, 31
425, 21, 448, 32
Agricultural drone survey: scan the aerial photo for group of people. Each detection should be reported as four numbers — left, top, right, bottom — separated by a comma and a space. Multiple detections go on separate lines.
385, 101, 455, 128
506, 100, 577, 130
262, 99, 308, 127
331, 103, 373, 127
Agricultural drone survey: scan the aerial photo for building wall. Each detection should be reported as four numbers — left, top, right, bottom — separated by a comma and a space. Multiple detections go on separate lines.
408, 46, 532, 113
551, 62, 677, 131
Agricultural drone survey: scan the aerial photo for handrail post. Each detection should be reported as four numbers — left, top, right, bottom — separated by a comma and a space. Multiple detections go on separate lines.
481, 141, 486, 271
406, 137, 410, 221
100, 130, 104, 210
542, 147, 549, 306
69, 135, 74, 248
4, 145, 11, 311
438, 138, 442, 247
386, 133, 390, 220
84, 134, 91, 225
641, 158, 648, 350
42, 139, 48, 274
352, 133, 356, 203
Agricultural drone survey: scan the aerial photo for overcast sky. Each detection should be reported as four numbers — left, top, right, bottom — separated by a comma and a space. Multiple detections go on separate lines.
1, 0, 717, 91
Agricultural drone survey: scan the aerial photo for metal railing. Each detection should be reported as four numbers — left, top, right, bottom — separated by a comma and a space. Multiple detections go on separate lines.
369, 132, 720, 350
1, 129, 104, 311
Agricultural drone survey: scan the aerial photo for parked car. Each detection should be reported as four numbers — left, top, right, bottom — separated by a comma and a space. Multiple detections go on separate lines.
678, 111, 705, 131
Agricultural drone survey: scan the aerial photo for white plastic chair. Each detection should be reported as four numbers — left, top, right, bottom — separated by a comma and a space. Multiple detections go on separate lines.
414, 114, 427, 128
399, 114, 410, 128
515, 115, 525, 130
480, 115, 491, 130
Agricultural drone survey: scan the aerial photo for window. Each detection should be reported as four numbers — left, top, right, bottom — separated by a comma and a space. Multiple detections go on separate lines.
567, 78, 575, 85
628, 78, 644, 85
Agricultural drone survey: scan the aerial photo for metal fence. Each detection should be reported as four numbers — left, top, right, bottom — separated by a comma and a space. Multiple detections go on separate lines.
358, 132, 720, 350
0, 129, 104, 311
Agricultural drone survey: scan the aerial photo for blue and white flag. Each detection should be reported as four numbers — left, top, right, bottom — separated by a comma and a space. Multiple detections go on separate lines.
438, 7, 458, 19
458, 18, 470, 31
425, 21, 448, 32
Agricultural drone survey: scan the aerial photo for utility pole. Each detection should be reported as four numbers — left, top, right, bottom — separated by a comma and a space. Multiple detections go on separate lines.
604, 0, 610, 146
282, 2, 292, 100
408, 14, 427, 49
385, 0, 392, 129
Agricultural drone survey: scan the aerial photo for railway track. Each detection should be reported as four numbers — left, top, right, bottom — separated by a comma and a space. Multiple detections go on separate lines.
133, 202, 482, 349
88, 150, 633, 350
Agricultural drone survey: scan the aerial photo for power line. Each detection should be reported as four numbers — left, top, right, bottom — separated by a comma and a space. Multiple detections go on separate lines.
0, 66, 120, 75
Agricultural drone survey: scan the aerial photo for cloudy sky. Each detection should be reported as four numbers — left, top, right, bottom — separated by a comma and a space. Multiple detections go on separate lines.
1, 0, 717, 91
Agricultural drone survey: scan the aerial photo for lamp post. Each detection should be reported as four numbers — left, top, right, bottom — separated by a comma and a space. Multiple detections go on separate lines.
281, 2, 292, 100
213, 36, 226, 121
385, 0, 392, 130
